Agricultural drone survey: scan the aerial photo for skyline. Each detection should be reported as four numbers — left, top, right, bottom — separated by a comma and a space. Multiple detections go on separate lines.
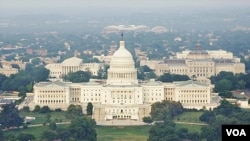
1, 0, 250, 8
1, 0, 250, 13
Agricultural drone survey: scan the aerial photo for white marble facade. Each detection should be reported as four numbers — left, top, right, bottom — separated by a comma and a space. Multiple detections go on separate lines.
46, 57, 101, 78
31, 38, 218, 121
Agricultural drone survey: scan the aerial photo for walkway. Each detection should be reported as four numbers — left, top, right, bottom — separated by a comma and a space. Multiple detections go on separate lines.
96, 119, 147, 126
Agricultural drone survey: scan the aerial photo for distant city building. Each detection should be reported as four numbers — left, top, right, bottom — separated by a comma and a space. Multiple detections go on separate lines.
140, 60, 161, 70
0, 67, 18, 76
93, 54, 113, 63
135, 48, 148, 61
23, 37, 219, 122
151, 26, 168, 33
0, 60, 26, 70
155, 43, 245, 83
103, 25, 150, 34
42, 56, 61, 64
26, 48, 48, 56
174, 37, 182, 42
45, 57, 102, 78
0, 60, 25, 76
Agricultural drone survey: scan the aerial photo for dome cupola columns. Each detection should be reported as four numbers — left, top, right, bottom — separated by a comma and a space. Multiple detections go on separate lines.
106, 33, 138, 85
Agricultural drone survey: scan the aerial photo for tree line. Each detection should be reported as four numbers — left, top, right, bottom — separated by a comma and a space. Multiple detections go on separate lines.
0, 63, 49, 92
1, 103, 96, 141
144, 99, 250, 141
143, 100, 201, 141
199, 100, 250, 141
210, 71, 250, 98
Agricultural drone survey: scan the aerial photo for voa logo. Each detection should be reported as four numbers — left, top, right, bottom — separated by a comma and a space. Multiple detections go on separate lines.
226, 129, 246, 136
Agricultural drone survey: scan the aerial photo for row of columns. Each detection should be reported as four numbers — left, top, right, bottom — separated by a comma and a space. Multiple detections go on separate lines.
62, 66, 80, 75
109, 72, 136, 79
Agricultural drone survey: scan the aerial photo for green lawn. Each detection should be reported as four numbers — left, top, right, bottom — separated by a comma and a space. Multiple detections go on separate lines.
4, 124, 69, 140
173, 111, 204, 123
3, 124, 204, 141
19, 111, 70, 124
176, 123, 204, 133
4, 126, 49, 139
96, 126, 150, 141
173, 111, 206, 133
3, 125, 149, 141
4, 111, 205, 140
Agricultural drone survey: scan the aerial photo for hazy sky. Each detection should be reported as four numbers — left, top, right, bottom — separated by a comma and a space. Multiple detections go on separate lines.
1, 0, 250, 16
1, 0, 250, 8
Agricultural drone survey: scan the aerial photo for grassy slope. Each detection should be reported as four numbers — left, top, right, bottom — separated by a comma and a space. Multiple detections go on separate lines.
96, 126, 150, 141
4, 111, 205, 140
19, 111, 70, 124
173, 111, 204, 123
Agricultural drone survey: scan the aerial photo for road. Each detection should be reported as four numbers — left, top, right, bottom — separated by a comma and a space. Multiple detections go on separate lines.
2, 121, 207, 131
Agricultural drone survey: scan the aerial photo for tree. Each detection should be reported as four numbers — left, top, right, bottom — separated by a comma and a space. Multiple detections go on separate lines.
200, 115, 240, 141
210, 71, 248, 91
137, 67, 145, 80
87, 102, 93, 116
33, 105, 41, 112
11, 64, 20, 69
214, 79, 232, 92
30, 65, 49, 82
199, 111, 216, 123
148, 120, 181, 141
64, 71, 91, 82
219, 91, 233, 98
0, 74, 7, 89
142, 116, 153, 125
66, 104, 83, 119
0, 129, 4, 141
40, 106, 51, 113
55, 108, 62, 112
177, 128, 189, 140
244, 73, 250, 89
16, 133, 35, 141
236, 80, 246, 89
0, 103, 23, 128
210, 71, 234, 84
49, 121, 57, 130
41, 130, 57, 141
157, 73, 190, 82
214, 100, 241, 116
235, 111, 250, 124
46, 113, 51, 123
150, 100, 184, 121
68, 116, 97, 141
18, 91, 26, 99
145, 71, 157, 80
200, 125, 219, 141
142, 65, 153, 72
0, 64, 49, 91
22, 106, 30, 112
31, 57, 40, 65
25, 82, 33, 92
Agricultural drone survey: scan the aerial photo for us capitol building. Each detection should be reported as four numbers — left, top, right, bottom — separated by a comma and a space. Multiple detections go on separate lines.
23, 37, 219, 122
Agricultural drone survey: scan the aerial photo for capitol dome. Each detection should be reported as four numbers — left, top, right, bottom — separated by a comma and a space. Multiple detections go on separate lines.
110, 40, 133, 65
107, 38, 138, 85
